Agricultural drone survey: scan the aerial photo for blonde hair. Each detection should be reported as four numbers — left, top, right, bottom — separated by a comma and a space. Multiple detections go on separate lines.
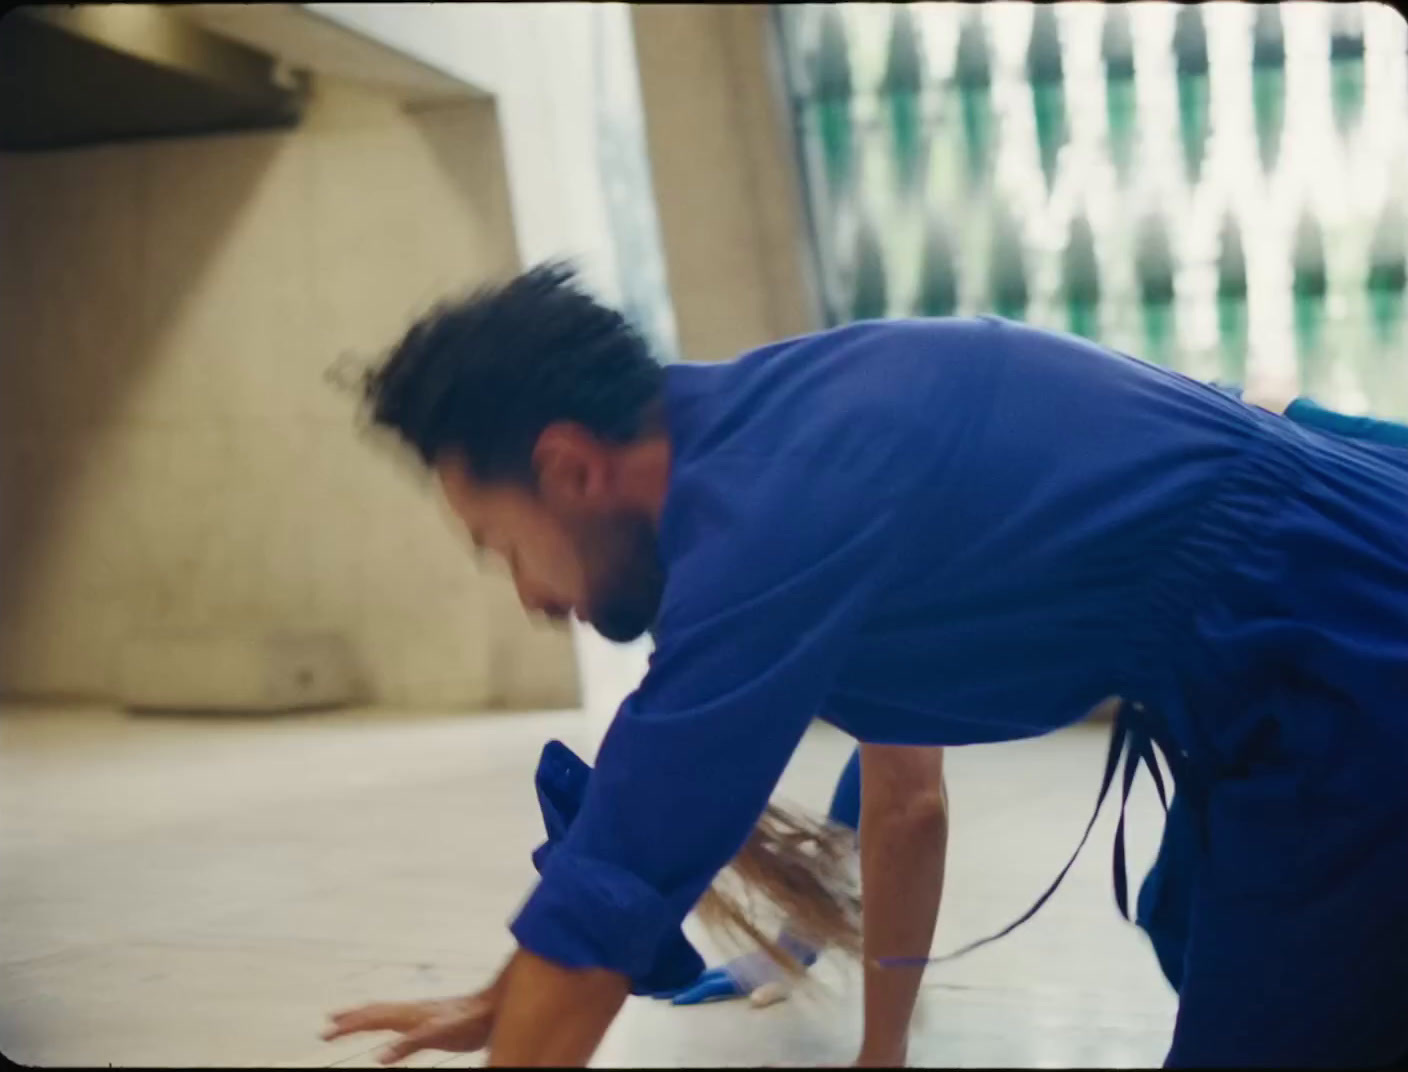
704, 700, 1125, 979
695, 803, 864, 978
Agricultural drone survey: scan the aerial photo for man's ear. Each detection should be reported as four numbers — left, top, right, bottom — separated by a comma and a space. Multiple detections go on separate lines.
534, 423, 609, 508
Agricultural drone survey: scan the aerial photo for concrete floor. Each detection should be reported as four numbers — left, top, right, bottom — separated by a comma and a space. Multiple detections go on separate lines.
0, 705, 1177, 1067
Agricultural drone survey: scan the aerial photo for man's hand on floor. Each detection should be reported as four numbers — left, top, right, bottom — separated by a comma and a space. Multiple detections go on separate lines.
323, 986, 498, 1064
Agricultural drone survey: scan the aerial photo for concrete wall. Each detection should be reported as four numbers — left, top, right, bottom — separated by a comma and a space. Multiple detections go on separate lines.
310, 3, 677, 738
0, 2, 814, 726
631, 4, 819, 362
308, 3, 819, 737
0, 77, 579, 711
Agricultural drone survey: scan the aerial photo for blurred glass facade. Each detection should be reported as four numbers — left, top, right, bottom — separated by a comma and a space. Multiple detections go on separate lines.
775, 2, 1408, 418
593, 5, 681, 364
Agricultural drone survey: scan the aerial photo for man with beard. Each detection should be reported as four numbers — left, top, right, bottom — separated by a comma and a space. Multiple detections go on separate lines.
322, 263, 1408, 1068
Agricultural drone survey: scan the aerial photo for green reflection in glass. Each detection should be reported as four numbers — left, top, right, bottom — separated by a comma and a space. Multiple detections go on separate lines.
1253, 68, 1286, 173
1103, 7, 1135, 75
1068, 302, 1100, 344
955, 12, 992, 187
1033, 83, 1067, 189
1027, 4, 1062, 85
1252, 6, 1285, 71
960, 87, 992, 187
1103, 8, 1136, 179
1173, 7, 1209, 74
1217, 298, 1249, 384
928, 86, 966, 207
1293, 211, 1328, 393
777, 2, 1405, 414
1028, 6, 1066, 188
1065, 214, 1100, 341
852, 220, 889, 321
955, 10, 990, 89
1178, 74, 1210, 184
917, 220, 959, 319
1369, 287, 1405, 347
1252, 7, 1286, 172
1368, 201, 1407, 345
888, 94, 923, 191
882, 7, 925, 193
1331, 41, 1366, 136
991, 209, 1029, 322
1106, 78, 1137, 180
1142, 302, 1176, 364
1330, 7, 1366, 137
1217, 213, 1249, 384
1103, 80, 1137, 178
1173, 8, 1210, 184
1137, 216, 1176, 366
814, 8, 854, 196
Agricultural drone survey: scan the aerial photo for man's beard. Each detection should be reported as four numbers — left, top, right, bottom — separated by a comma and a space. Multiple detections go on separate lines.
580, 514, 664, 644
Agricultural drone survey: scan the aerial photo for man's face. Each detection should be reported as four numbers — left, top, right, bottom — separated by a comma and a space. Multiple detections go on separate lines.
436, 444, 664, 644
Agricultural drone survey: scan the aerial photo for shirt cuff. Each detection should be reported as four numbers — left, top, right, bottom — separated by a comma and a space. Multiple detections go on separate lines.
530, 840, 553, 875
510, 847, 679, 980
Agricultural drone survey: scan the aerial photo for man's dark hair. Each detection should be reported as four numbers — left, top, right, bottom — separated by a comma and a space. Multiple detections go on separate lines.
360, 261, 665, 485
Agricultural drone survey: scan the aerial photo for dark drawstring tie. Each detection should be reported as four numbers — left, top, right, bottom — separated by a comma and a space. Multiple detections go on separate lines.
881, 701, 1175, 968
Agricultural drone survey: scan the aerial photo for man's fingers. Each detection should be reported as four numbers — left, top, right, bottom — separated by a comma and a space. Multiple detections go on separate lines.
322, 1019, 386, 1042
322, 996, 489, 1060
322, 1003, 426, 1040
323, 1009, 393, 1039
322, 1012, 372, 1041
377, 1014, 466, 1066
327, 1002, 405, 1025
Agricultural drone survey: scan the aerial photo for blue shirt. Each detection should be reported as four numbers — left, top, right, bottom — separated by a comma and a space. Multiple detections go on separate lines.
508, 316, 1408, 980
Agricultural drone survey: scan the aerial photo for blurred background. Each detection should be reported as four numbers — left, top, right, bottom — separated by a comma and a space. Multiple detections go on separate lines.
778, 2, 1408, 413
0, 3, 1404, 1068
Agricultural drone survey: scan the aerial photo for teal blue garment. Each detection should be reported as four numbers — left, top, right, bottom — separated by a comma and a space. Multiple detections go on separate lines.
1213, 383, 1408, 449
510, 318, 1408, 1066
1284, 397, 1408, 447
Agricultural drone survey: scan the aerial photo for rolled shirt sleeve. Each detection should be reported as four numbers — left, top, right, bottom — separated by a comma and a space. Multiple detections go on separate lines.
509, 453, 912, 977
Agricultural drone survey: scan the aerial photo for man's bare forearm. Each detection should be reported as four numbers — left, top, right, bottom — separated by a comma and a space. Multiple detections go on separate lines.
486, 949, 629, 1067
857, 744, 948, 1066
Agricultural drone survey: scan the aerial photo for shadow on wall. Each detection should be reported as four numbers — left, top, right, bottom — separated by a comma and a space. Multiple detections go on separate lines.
0, 136, 283, 702
0, 79, 580, 713
406, 97, 508, 240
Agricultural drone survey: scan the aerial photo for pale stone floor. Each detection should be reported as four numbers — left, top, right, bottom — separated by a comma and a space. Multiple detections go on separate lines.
0, 705, 1176, 1067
